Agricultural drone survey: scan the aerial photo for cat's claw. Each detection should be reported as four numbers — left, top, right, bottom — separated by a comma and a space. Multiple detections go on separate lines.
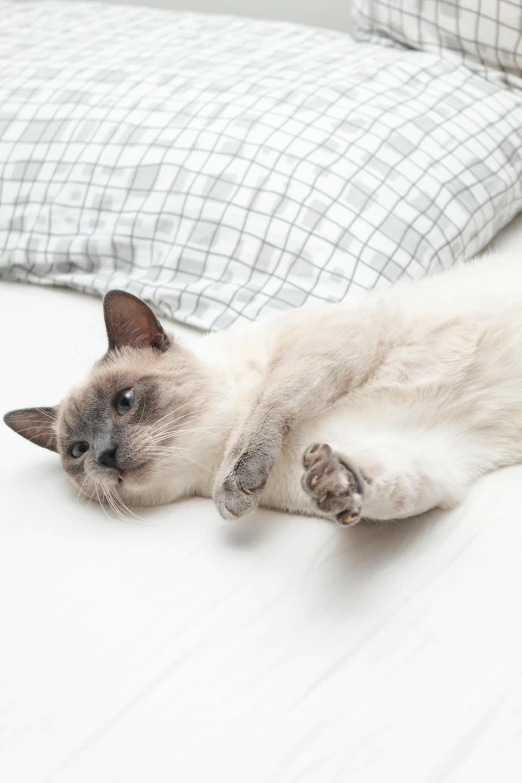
213, 474, 261, 520
302, 443, 365, 527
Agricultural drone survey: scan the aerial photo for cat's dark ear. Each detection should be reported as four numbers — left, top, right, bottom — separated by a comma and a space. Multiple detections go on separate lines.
3, 407, 58, 452
103, 290, 171, 353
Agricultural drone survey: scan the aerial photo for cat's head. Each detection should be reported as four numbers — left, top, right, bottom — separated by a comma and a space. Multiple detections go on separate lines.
4, 291, 213, 502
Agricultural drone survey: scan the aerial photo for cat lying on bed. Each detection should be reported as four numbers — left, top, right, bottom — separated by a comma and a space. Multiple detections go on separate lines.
5, 252, 522, 526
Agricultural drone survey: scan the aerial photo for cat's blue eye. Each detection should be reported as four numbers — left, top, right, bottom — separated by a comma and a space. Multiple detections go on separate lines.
114, 388, 135, 416
70, 441, 89, 458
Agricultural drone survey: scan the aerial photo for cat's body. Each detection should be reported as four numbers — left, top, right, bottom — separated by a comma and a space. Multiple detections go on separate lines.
5, 249, 522, 526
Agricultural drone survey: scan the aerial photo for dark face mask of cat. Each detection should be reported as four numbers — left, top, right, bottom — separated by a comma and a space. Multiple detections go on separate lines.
3, 290, 205, 499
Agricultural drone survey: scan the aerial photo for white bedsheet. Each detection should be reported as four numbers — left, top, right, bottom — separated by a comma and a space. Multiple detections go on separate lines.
1, 256, 522, 781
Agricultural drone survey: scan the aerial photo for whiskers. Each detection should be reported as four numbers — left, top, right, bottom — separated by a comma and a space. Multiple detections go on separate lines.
135, 403, 224, 474
77, 477, 146, 525
104, 484, 146, 524
74, 468, 146, 524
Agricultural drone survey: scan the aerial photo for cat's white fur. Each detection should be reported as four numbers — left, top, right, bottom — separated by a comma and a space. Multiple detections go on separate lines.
121, 250, 522, 523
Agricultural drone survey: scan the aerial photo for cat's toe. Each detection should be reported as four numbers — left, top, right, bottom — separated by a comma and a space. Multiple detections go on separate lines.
302, 445, 364, 527
302, 442, 332, 468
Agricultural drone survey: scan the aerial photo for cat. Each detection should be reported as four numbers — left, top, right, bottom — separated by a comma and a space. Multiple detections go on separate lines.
5, 249, 522, 527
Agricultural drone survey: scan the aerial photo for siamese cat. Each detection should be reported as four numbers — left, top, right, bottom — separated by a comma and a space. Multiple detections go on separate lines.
5, 251, 522, 526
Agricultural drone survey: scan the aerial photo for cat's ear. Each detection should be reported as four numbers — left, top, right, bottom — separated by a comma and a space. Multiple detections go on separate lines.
3, 407, 58, 452
103, 290, 171, 353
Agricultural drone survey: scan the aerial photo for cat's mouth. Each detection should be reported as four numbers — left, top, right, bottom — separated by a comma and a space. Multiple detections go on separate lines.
116, 463, 150, 487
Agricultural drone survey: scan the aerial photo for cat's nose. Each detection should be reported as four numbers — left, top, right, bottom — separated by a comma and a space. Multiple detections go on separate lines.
97, 446, 120, 470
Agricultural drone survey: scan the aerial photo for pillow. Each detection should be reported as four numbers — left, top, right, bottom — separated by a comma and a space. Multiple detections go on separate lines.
353, 0, 522, 89
1, 1, 522, 330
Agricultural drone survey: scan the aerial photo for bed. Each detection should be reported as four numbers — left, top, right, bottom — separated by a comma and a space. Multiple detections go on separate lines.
1, 2, 521, 781
2, 226, 522, 783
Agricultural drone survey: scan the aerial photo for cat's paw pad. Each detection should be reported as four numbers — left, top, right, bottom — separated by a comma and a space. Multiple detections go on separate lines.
213, 448, 272, 520
302, 443, 364, 527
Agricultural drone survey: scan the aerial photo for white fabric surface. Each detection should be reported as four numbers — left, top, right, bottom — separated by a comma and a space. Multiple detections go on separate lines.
1, 218, 522, 781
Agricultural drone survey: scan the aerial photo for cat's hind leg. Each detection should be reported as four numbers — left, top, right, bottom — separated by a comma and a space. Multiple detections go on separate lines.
302, 444, 365, 526
301, 434, 472, 526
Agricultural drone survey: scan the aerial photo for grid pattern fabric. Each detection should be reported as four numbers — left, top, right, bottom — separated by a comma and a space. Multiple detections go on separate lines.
1, 1, 522, 330
353, 0, 522, 89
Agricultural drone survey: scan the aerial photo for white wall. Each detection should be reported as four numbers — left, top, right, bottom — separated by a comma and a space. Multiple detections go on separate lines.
85, 0, 353, 34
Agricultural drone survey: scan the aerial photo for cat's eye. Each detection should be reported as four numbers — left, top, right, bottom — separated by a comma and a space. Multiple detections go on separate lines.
70, 441, 89, 458
114, 388, 135, 416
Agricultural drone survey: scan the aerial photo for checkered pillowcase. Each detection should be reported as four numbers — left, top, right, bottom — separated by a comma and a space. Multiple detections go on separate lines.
353, 0, 522, 88
1, 1, 522, 330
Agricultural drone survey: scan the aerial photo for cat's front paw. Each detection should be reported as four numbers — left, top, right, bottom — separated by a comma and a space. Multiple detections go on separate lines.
213, 447, 273, 520
302, 443, 365, 527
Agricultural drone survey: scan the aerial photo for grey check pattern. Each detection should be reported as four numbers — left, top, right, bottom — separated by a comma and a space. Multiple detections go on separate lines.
354, 0, 522, 89
1, 1, 522, 330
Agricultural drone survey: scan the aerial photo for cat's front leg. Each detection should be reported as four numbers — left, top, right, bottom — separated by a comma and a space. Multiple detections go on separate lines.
213, 304, 380, 520
213, 404, 286, 519
213, 363, 354, 519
